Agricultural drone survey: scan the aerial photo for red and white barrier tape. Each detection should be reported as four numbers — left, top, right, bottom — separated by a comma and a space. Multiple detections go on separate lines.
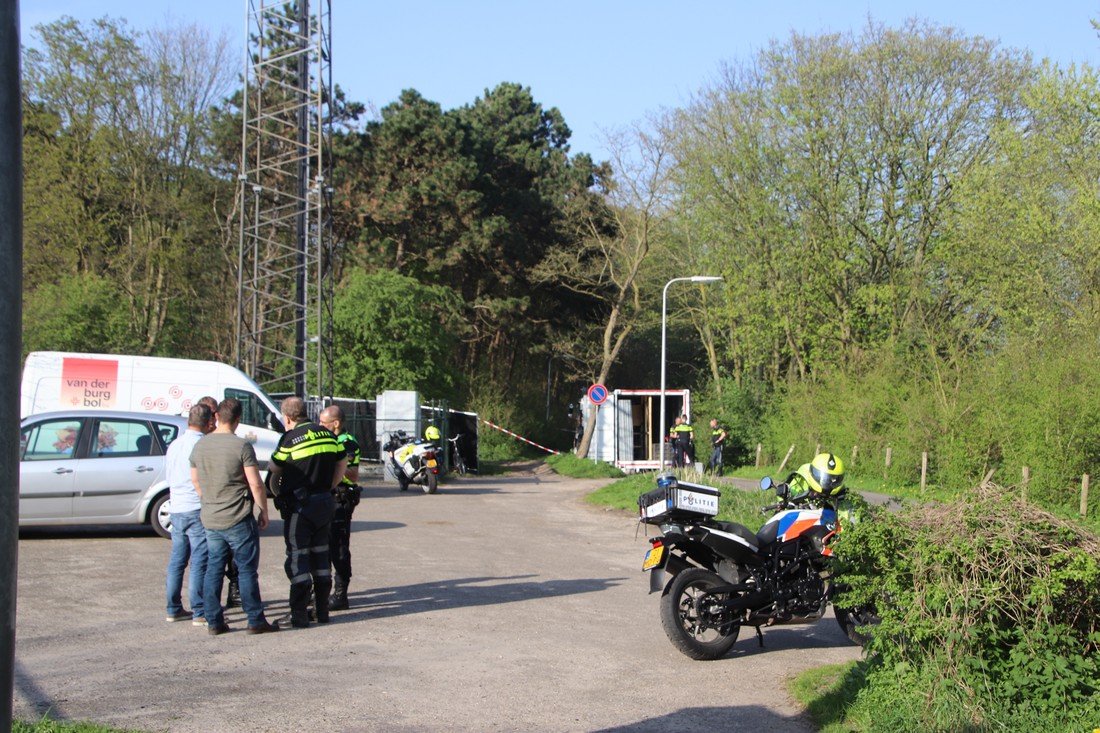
480, 418, 560, 455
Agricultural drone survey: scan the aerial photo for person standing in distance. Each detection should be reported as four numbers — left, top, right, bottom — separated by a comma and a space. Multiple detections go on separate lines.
191, 398, 279, 635
164, 402, 213, 626
707, 418, 728, 474
269, 397, 346, 628
318, 405, 360, 611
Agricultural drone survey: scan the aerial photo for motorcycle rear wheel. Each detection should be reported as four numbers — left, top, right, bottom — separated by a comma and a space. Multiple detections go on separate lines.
424, 472, 438, 494
660, 567, 740, 660
835, 603, 879, 646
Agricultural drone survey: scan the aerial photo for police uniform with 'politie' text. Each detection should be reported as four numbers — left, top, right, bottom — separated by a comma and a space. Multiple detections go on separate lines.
328, 430, 361, 610
271, 422, 345, 627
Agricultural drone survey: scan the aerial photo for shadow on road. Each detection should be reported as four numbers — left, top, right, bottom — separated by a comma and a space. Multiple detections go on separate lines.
306, 574, 628, 621
592, 705, 811, 732
13, 659, 69, 721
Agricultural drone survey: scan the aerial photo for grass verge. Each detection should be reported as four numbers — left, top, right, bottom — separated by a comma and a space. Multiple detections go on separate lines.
584, 468, 772, 529
788, 661, 869, 732
544, 453, 625, 479
15, 719, 142, 733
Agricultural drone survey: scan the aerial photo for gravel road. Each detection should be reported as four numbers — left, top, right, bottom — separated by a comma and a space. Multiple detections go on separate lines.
13, 465, 862, 732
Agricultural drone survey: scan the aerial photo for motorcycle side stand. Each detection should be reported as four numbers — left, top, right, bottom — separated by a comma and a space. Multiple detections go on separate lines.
754, 626, 765, 648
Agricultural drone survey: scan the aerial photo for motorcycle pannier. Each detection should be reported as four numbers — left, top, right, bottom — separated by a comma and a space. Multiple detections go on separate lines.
638, 480, 720, 524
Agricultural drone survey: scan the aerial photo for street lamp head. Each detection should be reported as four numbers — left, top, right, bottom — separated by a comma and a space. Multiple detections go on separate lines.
689, 275, 723, 283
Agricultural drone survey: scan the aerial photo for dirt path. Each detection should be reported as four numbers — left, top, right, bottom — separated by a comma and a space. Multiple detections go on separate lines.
14, 466, 862, 732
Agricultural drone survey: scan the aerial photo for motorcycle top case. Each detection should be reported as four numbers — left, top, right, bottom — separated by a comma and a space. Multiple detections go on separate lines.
638, 480, 720, 524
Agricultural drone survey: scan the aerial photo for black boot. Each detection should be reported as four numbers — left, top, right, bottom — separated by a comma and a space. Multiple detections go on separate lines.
329, 578, 349, 611
314, 578, 332, 624
289, 581, 313, 628
225, 579, 241, 608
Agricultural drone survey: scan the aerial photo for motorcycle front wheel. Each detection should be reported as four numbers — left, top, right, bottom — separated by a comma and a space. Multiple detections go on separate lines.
660, 567, 740, 660
424, 472, 438, 494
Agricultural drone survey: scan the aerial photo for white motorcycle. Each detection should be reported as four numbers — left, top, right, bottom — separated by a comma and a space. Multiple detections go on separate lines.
383, 431, 440, 494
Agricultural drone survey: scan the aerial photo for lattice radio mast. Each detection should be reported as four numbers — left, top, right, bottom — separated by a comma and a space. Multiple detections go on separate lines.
236, 0, 334, 399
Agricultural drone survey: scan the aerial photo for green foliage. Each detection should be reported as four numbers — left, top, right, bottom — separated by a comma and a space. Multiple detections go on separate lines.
22, 274, 142, 357
22, 16, 237, 359
834, 488, 1100, 729
689, 377, 770, 468
331, 270, 461, 400
544, 453, 624, 479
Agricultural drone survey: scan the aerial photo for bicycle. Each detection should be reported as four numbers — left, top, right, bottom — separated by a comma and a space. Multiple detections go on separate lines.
447, 434, 468, 475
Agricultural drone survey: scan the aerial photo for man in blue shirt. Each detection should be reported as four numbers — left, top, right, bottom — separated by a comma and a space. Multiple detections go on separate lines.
164, 402, 214, 625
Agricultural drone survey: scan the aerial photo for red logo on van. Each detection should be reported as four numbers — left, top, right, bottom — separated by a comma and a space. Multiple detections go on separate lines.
61, 358, 118, 409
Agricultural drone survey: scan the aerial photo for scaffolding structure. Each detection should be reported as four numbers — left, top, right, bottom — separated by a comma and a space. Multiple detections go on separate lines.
236, 0, 334, 399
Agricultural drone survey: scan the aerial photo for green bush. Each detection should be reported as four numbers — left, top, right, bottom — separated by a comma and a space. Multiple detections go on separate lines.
834, 487, 1100, 730
689, 376, 770, 469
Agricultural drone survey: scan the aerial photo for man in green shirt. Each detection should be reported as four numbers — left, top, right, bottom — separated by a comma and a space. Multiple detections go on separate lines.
190, 397, 278, 635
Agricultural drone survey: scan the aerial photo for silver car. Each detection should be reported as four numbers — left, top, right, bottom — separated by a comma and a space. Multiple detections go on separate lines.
19, 410, 189, 538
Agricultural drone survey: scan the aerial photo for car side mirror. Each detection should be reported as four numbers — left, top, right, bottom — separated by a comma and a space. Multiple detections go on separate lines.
268, 414, 285, 434
759, 476, 773, 491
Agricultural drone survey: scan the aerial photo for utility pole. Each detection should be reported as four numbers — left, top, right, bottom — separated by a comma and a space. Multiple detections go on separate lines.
0, 1, 22, 728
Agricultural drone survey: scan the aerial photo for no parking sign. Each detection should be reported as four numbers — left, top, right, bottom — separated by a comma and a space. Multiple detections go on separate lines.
587, 383, 609, 405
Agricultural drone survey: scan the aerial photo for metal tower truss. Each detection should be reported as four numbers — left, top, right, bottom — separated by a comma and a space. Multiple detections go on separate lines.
237, 0, 335, 399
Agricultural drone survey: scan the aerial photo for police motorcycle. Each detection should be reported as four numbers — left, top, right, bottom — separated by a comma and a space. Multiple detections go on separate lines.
639, 453, 877, 660
382, 430, 440, 494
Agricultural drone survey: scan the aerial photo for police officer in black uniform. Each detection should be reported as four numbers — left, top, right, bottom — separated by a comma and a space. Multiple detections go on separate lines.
318, 404, 361, 611
268, 397, 347, 628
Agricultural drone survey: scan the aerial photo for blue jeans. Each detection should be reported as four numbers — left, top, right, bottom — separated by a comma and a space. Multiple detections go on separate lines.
204, 515, 268, 628
166, 510, 207, 619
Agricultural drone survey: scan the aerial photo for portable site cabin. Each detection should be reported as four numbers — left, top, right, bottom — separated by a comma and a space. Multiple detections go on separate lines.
582, 389, 690, 472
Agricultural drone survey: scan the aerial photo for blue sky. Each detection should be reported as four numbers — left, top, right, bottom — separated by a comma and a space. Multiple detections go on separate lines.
20, 1, 1100, 161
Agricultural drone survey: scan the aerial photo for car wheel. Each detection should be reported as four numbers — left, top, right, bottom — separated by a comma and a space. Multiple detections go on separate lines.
151, 493, 172, 539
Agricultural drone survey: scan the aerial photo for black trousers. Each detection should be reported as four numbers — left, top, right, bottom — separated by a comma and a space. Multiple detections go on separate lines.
329, 498, 356, 584
282, 492, 335, 590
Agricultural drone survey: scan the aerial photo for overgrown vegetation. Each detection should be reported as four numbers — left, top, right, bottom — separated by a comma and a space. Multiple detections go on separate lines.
828, 487, 1100, 730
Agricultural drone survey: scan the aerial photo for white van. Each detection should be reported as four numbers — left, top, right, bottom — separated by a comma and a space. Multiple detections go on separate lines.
20, 351, 285, 467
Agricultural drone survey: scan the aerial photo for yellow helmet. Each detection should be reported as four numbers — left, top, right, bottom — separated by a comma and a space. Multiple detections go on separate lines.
796, 452, 845, 495
424, 425, 441, 441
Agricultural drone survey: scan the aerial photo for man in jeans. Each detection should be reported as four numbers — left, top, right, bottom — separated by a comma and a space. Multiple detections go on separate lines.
164, 402, 214, 625
190, 398, 279, 635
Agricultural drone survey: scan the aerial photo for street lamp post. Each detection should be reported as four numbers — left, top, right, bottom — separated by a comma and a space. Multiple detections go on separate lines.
659, 275, 723, 472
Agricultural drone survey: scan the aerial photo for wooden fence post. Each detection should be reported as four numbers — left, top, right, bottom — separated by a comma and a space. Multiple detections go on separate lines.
1021, 466, 1030, 502
1081, 474, 1090, 517
755, 443, 762, 468
920, 452, 928, 493
777, 444, 795, 473
884, 446, 892, 481
850, 444, 858, 467
815, 442, 820, 457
